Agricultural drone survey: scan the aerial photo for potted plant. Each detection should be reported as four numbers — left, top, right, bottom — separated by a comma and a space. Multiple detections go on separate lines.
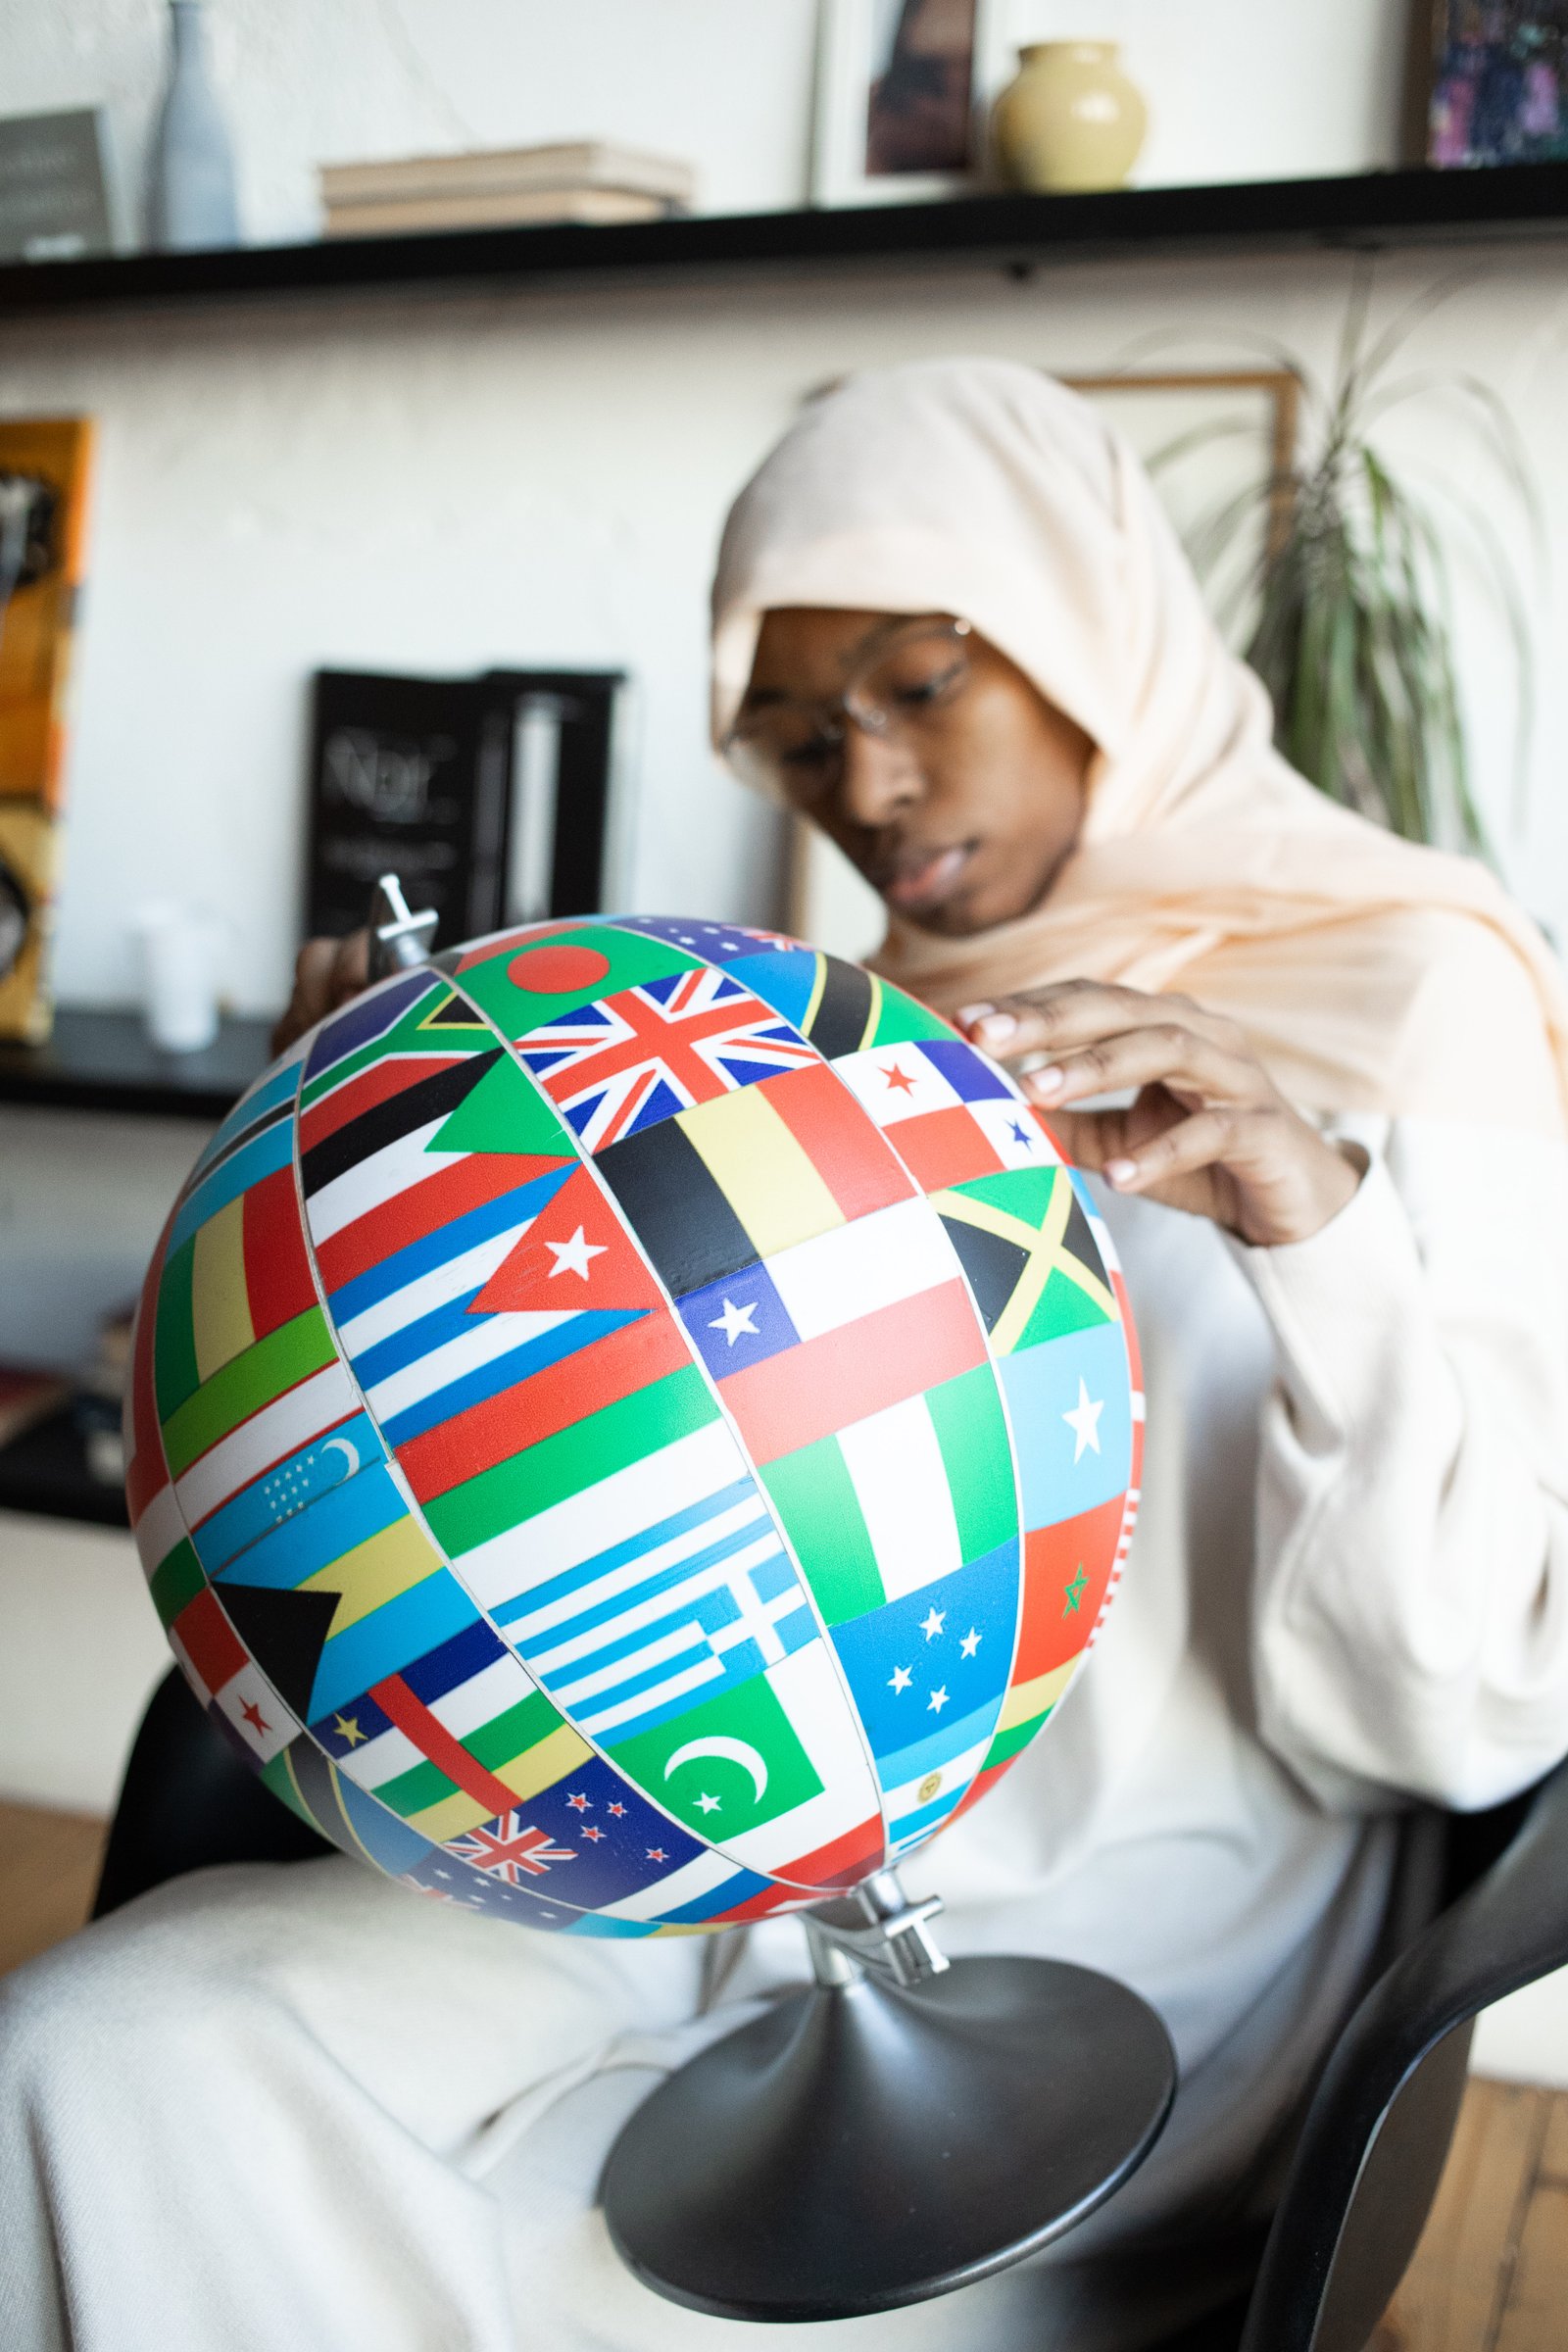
1149, 270, 1540, 856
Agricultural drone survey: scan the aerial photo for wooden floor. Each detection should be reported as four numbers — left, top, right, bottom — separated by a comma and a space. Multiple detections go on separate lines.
1, 1800, 1563, 2344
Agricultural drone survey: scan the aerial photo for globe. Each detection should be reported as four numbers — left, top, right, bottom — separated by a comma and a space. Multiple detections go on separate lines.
126, 916, 1141, 1939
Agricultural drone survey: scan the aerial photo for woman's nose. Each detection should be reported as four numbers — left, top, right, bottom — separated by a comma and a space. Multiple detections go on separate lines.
838, 725, 922, 828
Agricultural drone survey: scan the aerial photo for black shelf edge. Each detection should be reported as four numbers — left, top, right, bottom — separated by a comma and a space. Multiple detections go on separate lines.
0, 1405, 129, 1531
0, 1006, 274, 1120
3, 167, 1568, 318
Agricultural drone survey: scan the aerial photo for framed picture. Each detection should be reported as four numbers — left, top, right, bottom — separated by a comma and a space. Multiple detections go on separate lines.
0, 418, 95, 1044
810, 0, 1013, 207
1422, 3, 1568, 167
786, 369, 1299, 960
303, 667, 626, 953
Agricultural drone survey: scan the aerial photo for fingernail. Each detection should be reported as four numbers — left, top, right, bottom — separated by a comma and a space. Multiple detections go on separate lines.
956, 1003, 994, 1027
1104, 1158, 1138, 1187
1027, 1064, 1064, 1101
975, 1012, 1017, 1046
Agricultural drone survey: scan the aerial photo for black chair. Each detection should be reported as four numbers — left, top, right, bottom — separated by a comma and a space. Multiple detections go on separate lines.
94, 1666, 1568, 2352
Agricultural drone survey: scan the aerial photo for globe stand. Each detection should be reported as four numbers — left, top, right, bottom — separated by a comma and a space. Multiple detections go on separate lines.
601, 1870, 1177, 2324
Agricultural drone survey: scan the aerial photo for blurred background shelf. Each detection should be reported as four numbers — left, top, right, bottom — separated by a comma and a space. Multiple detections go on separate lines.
0, 1007, 272, 1120
0, 1405, 127, 1531
3, 167, 1568, 318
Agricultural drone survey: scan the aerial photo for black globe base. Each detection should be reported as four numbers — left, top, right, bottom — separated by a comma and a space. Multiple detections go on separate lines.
602, 1875, 1176, 2324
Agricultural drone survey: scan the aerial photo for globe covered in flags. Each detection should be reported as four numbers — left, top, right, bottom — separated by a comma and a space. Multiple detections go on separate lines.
126, 917, 1142, 1938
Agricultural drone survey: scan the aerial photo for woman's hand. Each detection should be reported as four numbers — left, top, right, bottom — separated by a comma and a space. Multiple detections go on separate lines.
958, 980, 1361, 1249
271, 930, 370, 1056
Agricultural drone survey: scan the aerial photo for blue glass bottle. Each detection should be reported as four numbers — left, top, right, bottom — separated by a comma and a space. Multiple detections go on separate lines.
147, 1, 241, 251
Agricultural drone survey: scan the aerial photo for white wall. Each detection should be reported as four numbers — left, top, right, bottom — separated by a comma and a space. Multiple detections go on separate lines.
0, 1513, 170, 1812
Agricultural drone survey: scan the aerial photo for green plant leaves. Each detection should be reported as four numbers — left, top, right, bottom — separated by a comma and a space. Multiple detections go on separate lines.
1147, 266, 1540, 855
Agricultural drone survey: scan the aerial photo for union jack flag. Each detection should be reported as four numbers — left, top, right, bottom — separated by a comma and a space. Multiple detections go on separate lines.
515, 966, 818, 1151
448, 1812, 579, 1884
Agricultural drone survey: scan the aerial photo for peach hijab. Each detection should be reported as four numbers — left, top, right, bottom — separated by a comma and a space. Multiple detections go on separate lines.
710, 359, 1568, 1135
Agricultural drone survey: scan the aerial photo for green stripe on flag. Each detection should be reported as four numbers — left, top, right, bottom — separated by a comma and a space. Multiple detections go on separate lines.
927, 1365, 1017, 1562
148, 1537, 205, 1630
154, 1238, 200, 1420
374, 1757, 459, 1817
424, 1363, 719, 1559
761, 1436, 882, 1625
298, 984, 493, 1109
980, 1707, 1053, 1773
465, 1687, 562, 1770
866, 981, 953, 1047
160, 1307, 337, 1478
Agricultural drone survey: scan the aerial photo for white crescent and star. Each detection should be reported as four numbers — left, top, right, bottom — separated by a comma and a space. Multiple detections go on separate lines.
662, 1736, 769, 1804
320, 1435, 361, 1480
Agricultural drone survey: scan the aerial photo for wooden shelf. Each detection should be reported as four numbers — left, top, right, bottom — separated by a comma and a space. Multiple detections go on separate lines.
0, 1007, 273, 1120
2, 168, 1567, 318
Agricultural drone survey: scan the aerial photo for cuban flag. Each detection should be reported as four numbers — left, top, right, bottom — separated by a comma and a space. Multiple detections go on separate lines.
515, 967, 819, 1152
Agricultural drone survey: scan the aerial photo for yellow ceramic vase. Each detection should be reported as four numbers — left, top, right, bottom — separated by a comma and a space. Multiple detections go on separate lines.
992, 41, 1148, 194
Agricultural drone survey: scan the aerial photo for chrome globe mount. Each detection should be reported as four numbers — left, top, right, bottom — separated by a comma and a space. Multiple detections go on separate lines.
602, 1868, 1177, 2323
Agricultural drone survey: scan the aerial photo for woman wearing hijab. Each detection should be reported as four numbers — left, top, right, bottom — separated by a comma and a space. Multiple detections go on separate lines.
4, 360, 1566, 2352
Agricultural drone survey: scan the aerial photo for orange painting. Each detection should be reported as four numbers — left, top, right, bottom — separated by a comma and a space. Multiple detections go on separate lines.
0, 416, 94, 1044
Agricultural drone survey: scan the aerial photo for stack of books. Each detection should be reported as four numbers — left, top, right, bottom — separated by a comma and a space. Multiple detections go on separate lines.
319, 141, 697, 238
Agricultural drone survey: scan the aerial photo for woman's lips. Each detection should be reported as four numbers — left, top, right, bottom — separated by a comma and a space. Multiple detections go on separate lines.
881, 843, 971, 912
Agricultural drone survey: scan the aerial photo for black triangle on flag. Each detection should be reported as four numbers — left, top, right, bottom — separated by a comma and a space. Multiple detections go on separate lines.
938, 1213, 1031, 1334
215, 1583, 339, 1721
419, 991, 490, 1030
1060, 1190, 1108, 1289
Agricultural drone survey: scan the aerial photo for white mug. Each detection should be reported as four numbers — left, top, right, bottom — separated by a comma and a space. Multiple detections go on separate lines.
133, 902, 225, 1054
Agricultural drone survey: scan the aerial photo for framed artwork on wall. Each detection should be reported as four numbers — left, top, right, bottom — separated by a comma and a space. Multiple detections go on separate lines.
810, 0, 1013, 207
303, 667, 627, 953
0, 417, 95, 1044
1421, 3, 1568, 166
786, 369, 1300, 961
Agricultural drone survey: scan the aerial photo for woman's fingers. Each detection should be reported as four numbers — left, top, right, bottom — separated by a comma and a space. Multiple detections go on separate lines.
270, 930, 372, 1055
1016, 1019, 1261, 1112
328, 929, 370, 1006
960, 980, 1241, 1068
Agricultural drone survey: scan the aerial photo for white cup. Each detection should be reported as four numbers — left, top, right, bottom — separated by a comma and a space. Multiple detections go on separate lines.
133, 902, 225, 1054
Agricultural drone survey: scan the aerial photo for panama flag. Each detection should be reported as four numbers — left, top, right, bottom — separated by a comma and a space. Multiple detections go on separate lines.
516, 966, 819, 1152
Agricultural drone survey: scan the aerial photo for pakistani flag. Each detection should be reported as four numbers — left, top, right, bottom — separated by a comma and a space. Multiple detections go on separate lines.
607, 1643, 884, 1884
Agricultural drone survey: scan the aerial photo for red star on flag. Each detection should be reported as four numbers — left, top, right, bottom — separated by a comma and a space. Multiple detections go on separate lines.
608, 1802, 627, 1818
881, 1061, 918, 1095
646, 1846, 668, 1864
240, 1698, 270, 1736
581, 1825, 606, 1842
566, 1790, 592, 1812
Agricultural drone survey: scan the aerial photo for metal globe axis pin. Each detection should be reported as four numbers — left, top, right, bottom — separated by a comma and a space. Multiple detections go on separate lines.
601, 1871, 1177, 2324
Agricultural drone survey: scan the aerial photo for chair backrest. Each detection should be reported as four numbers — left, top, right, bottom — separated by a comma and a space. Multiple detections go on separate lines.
1240, 1759, 1568, 2352
93, 1667, 331, 1921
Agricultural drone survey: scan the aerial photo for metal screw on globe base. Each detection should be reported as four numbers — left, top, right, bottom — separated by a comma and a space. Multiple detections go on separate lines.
601, 1869, 1177, 2324
367, 873, 438, 979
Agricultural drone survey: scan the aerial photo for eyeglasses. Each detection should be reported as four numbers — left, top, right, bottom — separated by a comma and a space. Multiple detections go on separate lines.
723, 616, 973, 808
